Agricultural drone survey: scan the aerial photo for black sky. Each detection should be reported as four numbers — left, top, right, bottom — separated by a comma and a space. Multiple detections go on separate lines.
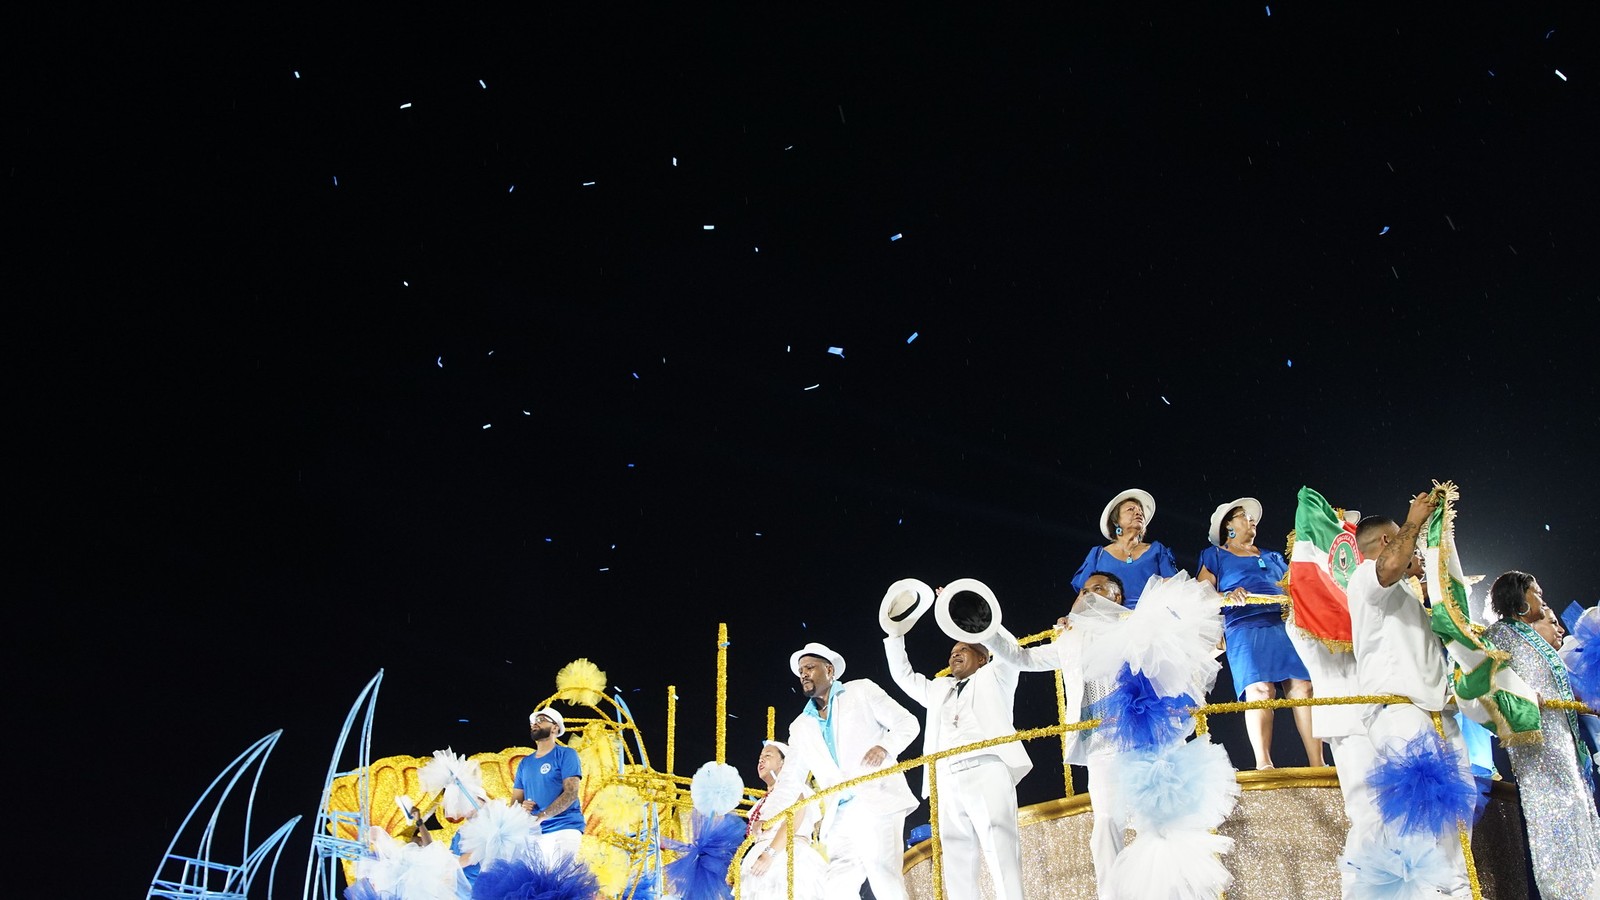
13, 3, 1599, 893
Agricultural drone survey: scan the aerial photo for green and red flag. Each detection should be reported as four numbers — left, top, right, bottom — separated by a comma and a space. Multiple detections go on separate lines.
1286, 486, 1362, 651
1421, 481, 1542, 742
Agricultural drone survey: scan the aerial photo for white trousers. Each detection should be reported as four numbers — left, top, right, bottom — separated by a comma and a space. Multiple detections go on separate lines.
824, 797, 909, 900
934, 755, 1024, 900
1328, 732, 1377, 900
1349, 705, 1472, 899
1085, 750, 1126, 899
528, 827, 583, 865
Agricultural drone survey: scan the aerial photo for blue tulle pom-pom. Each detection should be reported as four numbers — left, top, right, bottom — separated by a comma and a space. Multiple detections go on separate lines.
471, 850, 600, 900
662, 811, 748, 900
1567, 609, 1600, 705
1367, 731, 1478, 838
1099, 665, 1195, 751
1339, 831, 1460, 899
1120, 735, 1240, 833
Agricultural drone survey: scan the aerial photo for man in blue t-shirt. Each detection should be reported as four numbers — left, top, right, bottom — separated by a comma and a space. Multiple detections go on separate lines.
511, 707, 585, 863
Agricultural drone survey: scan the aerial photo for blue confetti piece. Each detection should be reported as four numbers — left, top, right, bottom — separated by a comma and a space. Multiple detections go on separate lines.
436, 356, 443, 368
802, 622, 807, 629
898, 518, 903, 524
1556, 69, 1568, 82
479, 79, 487, 89
1545, 29, 1555, 39
906, 331, 919, 343
890, 233, 903, 241
332, 175, 338, 186
400, 102, 412, 109
627, 463, 635, 468
582, 181, 596, 186
1287, 359, 1293, 367
632, 372, 639, 379
508, 185, 515, 193
1379, 226, 1390, 235
458, 718, 469, 723
482, 423, 491, 430
703, 225, 715, 231
804, 384, 820, 391
545, 537, 553, 543
1488, 69, 1495, 77
827, 346, 845, 358
1265, 5, 1270, 15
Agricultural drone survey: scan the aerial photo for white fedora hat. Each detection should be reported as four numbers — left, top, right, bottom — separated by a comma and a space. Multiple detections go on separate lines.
529, 707, 566, 737
934, 577, 1002, 645
789, 642, 846, 679
878, 578, 936, 636
1208, 497, 1263, 547
1099, 489, 1156, 541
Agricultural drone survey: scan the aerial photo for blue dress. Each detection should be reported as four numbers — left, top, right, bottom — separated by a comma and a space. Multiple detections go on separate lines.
1197, 545, 1310, 698
1070, 541, 1178, 609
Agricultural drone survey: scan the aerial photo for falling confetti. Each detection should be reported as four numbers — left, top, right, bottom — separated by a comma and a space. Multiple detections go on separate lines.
508, 185, 515, 193
804, 384, 820, 391
522, 410, 531, 415
1545, 29, 1555, 39
1392, 266, 1400, 280
458, 719, 469, 723
754, 247, 760, 253
1488, 69, 1495, 77
1161, 396, 1171, 405
1545, 524, 1551, 531
294, 71, 301, 79
627, 463, 635, 468
402, 281, 409, 287
1265, 5, 1271, 15
1555, 69, 1567, 82
545, 538, 553, 543
890, 233, 903, 241
632, 372, 639, 379
332, 175, 338, 186
703, 225, 715, 231
672, 157, 678, 166
437, 357, 444, 368
906, 332, 919, 344
1287, 359, 1293, 367
827, 346, 845, 358
1446, 215, 1457, 231
482, 424, 492, 430
479, 79, 487, 89
599, 567, 610, 572
399, 102, 412, 109
1379, 226, 1390, 235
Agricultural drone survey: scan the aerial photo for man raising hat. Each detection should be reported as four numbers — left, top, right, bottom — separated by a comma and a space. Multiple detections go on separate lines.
511, 708, 585, 864
762, 641, 920, 900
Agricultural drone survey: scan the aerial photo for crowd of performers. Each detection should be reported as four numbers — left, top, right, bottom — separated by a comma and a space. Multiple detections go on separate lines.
344, 486, 1600, 900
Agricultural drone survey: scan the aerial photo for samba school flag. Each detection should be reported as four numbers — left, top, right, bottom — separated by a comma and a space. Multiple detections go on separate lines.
1286, 486, 1361, 651
1421, 481, 1542, 742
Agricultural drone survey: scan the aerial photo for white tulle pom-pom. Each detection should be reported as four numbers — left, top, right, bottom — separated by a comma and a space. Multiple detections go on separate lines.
457, 799, 537, 870
689, 760, 745, 816
418, 747, 486, 820
359, 828, 462, 900
1121, 734, 1241, 834
1108, 829, 1234, 900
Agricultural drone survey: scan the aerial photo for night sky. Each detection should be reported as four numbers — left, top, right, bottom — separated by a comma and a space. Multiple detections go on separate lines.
15, 3, 1598, 893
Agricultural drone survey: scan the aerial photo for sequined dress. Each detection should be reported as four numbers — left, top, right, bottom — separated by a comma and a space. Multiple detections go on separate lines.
1484, 620, 1600, 900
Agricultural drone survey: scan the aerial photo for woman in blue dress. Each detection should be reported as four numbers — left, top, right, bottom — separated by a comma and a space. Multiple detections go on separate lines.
1070, 489, 1179, 609
1196, 497, 1319, 769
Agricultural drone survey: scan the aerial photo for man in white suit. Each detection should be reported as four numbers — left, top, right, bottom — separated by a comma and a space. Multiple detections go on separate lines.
884, 630, 1032, 900
763, 641, 920, 900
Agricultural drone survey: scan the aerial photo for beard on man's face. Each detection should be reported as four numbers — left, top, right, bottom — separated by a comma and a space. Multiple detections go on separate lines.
531, 725, 553, 741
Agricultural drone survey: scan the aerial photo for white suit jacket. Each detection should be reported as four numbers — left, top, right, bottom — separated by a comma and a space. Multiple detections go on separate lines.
987, 626, 1096, 765
884, 633, 1034, 797
763, 678, 920, 833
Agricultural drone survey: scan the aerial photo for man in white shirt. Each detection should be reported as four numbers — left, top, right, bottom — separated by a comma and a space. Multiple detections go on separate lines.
763, 641, 921, 900
1346, 490, 1470, 897
884, 630, 1031, 900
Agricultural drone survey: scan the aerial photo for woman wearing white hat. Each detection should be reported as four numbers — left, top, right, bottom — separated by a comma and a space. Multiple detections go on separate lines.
1197, 498, 1319, 770
1069, 489, 1178, 609
737, 741, 826, 900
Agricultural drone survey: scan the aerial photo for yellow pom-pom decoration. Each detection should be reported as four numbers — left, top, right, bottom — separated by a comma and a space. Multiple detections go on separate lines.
556, 658, 608, 707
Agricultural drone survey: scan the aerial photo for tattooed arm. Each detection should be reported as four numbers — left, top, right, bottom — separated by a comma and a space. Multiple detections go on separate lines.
1376, 491, 1436, 587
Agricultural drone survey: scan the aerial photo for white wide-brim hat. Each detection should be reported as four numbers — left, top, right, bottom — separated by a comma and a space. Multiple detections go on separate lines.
1099, 489, 1156, 541
1208, 497, 1263, 546
790, 642, 846, 679
879, 578, 936, 636
935, 577, 1002, 645
529, 707, 566, 737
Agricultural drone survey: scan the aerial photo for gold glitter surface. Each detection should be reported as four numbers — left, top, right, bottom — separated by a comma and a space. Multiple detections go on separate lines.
903, 768, 1534, 899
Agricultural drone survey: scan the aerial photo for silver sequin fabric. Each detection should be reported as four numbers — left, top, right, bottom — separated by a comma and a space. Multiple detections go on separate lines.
1485, 621, 1600, 900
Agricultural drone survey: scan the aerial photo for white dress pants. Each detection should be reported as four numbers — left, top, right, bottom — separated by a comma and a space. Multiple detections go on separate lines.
824, 796, 909, 900
934, 755, 1023, 900
1085, 750, 1126, 899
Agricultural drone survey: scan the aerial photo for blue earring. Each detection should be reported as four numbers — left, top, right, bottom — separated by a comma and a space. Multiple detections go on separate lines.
1114, 526, 1123, 536
1227, 528, 1236, 539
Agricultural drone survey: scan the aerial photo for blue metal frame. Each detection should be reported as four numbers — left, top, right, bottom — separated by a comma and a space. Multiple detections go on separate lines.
147, 730, 301, 899
302, 670, 384, 900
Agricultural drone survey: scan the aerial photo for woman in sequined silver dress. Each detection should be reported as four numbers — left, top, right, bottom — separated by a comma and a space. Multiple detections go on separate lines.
1483, 571, 1600, 900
